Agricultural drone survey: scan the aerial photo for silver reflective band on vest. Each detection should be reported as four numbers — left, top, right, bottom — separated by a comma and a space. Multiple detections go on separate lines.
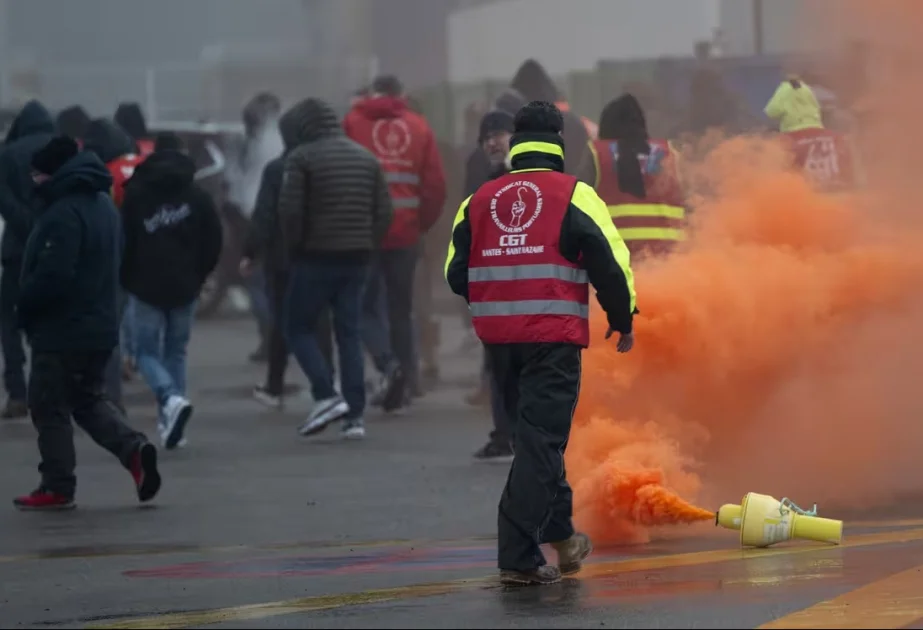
468, 264, 588, 284
393, 197, 421, 209
385, 172, 421, 185
470, 300, 589, 318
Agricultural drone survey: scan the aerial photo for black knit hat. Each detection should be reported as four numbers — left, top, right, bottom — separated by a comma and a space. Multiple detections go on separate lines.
478, 110, 514, 143
31, 136, 79, 176
513, 100, 564, 135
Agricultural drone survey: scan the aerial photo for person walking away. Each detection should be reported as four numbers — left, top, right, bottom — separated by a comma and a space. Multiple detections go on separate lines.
83, 117, 146, 407
114, 102, 155, 157
764, 77, 862, 193
510, 60, 595, 173
468, 109, 518, 462
13, 137, 161, 510
277, 98, 392, 439
0, 100, 55, 419
120, 133, 223, 449
240, 124, 335, 409
576, 94, 687, 259
445, 101, 637, 585
344, 75, 446, 412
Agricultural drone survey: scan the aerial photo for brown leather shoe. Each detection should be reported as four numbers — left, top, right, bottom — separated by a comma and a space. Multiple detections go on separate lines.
499, 565, 562, 586
552, 532, 593, 575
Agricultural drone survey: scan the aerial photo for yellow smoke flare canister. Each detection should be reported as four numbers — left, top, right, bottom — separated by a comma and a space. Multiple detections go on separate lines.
716, 492, 843, 548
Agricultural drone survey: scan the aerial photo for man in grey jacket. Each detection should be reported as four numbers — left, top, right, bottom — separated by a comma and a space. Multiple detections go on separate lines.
277, 98, 392, 440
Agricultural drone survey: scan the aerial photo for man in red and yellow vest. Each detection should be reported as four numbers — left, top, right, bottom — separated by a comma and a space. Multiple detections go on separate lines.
445, 101, 637, 587
344, 75, 446, 409
579, 94, 686, 258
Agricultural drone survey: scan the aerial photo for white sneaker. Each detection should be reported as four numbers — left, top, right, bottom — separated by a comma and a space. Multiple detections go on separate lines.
341, 418, 366, 440
161, 395, 193, 450
298, 396, 349, 436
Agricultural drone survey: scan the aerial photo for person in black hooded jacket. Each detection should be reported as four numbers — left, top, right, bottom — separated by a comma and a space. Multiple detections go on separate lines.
0, 100, 55, 418
14, 136, 161, 511
120, 133, 223, 450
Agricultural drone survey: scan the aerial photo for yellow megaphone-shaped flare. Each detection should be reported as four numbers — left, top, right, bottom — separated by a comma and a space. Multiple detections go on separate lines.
716, 492, 843, 548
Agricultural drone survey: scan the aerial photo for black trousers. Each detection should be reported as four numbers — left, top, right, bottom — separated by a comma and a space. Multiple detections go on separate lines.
29, 351, 147, 498
486, 342, 580, 571
265, 270, 333, 395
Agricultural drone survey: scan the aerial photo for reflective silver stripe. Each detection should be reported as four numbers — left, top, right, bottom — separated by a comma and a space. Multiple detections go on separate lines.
468, 264, 588, 283
393, 197, 420, 209
386, 172, 421, 185
470, 300, 589, 318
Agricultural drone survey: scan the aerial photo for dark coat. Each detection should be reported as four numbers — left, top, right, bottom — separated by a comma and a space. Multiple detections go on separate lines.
19, 151, 122, 353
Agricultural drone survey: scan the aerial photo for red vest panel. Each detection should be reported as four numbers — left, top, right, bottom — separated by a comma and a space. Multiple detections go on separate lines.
467, 170, 590, 347
593, 138, 685, 258
107, 153, 143, 208
783, 128, 856, 192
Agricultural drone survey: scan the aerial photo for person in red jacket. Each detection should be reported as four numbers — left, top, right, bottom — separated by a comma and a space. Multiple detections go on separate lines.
344, 75, 447, 410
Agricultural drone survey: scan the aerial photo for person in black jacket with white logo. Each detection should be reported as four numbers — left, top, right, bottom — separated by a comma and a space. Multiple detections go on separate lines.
120, 133, 223, 450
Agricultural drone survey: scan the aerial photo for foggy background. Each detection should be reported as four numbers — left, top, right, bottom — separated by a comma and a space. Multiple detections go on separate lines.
0, 0, 845, 130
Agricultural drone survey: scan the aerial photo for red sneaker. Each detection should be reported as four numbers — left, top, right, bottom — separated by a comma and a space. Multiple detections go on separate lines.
130, 442, 161, 503
13, 488, 75, 511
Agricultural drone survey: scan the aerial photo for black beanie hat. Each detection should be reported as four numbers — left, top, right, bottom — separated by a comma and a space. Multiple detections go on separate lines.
31, 136, 79, 176
478, 110, 514, 143
513, 100, 564, 135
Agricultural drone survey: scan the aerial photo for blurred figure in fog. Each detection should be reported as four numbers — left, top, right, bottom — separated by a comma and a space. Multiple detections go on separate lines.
120, 132, 223, 450
765, 77, 861, 193
510, 59, 596, 171
470, 109, 516, 463
344, 75, 447, 412
14, 136, 161, 511
55, 106, 91, 144
226, 92, 284, 364
689, 42, 737, 135
278, 98, 392, 439
83, 117, 146, 409
114, 102, 155, 157
577, 94, 686, 259
0, 100, 55, 419
240, 113, 335, 410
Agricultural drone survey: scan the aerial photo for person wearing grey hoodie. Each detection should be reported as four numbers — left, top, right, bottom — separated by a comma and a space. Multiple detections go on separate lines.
240, 117, 334, 410
0, 100, 56, 418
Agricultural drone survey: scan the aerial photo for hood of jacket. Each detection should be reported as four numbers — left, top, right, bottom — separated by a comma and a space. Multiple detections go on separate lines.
353, 95, 407, 121
599, 93, 649, 141
279, 98, 342, 147
114, 102, 148, 141
5, 100, 55, 143
494, 88, 526, 117
36, 151, 113, 203
128, 149, 195, 193
510, 59, 560, 103
82, 118, 138, 163
56, 105, 91, 140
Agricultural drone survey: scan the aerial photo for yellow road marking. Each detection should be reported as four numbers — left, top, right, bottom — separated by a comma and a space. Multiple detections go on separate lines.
2, 517, 919, 565
88, 527, 923, 630
759, 564, 923, 629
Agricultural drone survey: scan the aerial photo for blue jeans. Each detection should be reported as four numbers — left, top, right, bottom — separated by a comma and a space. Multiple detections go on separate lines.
285, 260, 367, 420
132, 297, 195, 410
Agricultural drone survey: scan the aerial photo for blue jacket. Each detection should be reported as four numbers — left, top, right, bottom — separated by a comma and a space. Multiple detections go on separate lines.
19, 151, 122, 353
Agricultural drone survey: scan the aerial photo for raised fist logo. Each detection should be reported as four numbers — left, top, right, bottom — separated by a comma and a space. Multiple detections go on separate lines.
510, 187, 528, 227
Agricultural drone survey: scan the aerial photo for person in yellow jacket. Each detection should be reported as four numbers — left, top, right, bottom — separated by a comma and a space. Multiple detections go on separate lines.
764, 76, 824, 132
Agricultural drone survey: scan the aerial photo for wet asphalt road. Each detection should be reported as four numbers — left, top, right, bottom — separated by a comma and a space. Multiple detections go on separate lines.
1, 317, 922, 629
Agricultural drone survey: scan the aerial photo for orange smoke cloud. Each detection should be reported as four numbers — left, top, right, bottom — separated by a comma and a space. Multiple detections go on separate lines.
567, 0, 923, 544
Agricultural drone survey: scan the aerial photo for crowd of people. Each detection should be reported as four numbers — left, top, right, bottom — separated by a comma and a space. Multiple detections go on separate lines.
0, 52, 858, 584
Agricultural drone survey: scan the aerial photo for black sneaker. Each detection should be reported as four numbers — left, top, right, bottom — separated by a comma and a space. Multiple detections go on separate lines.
474, 440, 514, 462
380, 366, 407, 413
